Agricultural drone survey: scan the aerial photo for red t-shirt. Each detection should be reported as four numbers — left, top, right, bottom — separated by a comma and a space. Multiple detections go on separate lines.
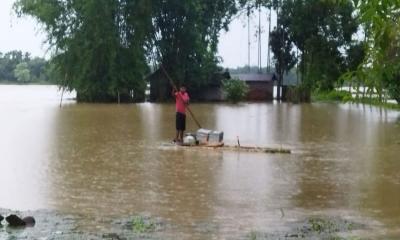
175, 92, 189, 114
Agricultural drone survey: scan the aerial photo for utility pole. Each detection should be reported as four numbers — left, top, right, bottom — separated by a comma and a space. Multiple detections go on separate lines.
248, 6, 251, 73
267, 8, 272, 73
258, 7, 262, 73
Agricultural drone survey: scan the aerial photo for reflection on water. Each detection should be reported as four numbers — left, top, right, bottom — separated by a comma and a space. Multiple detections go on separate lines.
0, 85, 400, 238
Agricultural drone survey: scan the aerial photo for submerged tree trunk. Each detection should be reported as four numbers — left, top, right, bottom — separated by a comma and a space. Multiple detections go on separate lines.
277, 71, 283, 100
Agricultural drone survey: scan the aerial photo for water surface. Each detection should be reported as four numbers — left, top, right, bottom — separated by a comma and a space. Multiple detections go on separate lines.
0, 85, 399, 239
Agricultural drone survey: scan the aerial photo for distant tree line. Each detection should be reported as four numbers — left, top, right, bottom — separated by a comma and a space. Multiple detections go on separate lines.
0, 51, 54, 84
13, 0, 400, 103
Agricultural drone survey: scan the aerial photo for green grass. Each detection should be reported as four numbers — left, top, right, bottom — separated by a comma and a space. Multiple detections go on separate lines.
312, 90, 353, 102
308, 218, 338, 234
131, 216, 156, 233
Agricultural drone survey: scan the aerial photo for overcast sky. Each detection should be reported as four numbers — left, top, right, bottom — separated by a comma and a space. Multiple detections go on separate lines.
0, 0, 276, 68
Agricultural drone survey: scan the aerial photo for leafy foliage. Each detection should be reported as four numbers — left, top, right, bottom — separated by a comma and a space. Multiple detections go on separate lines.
278, 0, 358, 92
0, 51, 28, 82
350, 0, 400, 104
14, 62, 31, 83
0, 50, 52, 83
14, 0, 239, 102
285, 85, 311, 103
12, 0, 399, 104
312, 90, 352, 102
223, 78, 249, 103
270, 26, 297, 99
151, 0, 237, 93
270, 28, 296, 76
15, 0, 153, 102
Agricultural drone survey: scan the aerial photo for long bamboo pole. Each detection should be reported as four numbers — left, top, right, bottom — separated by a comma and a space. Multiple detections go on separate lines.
160, 65, 202, 129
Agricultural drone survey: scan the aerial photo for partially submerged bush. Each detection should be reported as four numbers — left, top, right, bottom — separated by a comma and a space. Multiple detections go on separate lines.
223, 78, 249, 103
312, 90, 352, 102
286, 85, 311, 103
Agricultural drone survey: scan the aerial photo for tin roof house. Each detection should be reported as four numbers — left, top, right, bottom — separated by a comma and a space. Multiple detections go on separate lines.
231, 73, 275, 101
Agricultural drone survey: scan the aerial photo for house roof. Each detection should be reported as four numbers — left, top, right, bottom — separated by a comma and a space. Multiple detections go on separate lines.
231, 73, 275, 82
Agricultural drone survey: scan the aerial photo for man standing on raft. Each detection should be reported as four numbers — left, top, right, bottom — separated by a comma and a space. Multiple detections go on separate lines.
173, 85, 190, 144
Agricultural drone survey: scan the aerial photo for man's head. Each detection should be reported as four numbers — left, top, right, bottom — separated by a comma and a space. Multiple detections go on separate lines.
179, 86, 186, 93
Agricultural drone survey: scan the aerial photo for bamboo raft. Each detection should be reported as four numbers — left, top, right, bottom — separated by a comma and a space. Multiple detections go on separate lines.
165, 142, 291, 154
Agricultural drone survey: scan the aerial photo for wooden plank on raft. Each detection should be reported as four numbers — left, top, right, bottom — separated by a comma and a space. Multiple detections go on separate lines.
178, 143, 291, 154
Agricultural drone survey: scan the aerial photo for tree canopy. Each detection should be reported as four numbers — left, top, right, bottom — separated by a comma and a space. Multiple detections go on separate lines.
269, 0, 399, 103
350, 0, 400, 103
151, 0, 237, 92
13, 0, 400, 104
15, 0, 154, 102
14, 0, 239, 102
275, 0, 359, 91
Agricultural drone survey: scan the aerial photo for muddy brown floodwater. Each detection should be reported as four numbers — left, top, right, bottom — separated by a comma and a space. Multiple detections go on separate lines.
0, 85, 399, 239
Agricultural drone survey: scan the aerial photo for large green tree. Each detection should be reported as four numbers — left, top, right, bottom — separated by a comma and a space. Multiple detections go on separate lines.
278, 0, 358, 92
269, 27, 297, 99
28, 57, 47, 82
151, 0, 237, 94
351, 0, 400, 103
15, 0, 238, 102
15, 0, 153, 102
0, 51, 26, 81
14, 62, 31, 83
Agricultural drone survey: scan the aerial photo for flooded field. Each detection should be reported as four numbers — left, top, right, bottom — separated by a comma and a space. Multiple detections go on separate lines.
0, 85, 399, 239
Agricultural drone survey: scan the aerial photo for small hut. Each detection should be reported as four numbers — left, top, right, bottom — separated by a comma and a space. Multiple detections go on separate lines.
148, 69, 230, 102
231, 73, 275, 101
191, 71, 230, 101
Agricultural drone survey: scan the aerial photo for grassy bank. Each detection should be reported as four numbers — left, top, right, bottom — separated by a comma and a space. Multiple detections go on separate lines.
312, 90, 400, 110
312, 90, 353, 102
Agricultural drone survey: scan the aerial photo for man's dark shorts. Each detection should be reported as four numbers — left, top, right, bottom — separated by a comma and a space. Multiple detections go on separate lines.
176, 112, 186, 131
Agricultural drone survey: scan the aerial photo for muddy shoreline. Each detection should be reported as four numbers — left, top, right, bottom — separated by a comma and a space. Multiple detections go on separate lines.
0, 208, 372, 240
